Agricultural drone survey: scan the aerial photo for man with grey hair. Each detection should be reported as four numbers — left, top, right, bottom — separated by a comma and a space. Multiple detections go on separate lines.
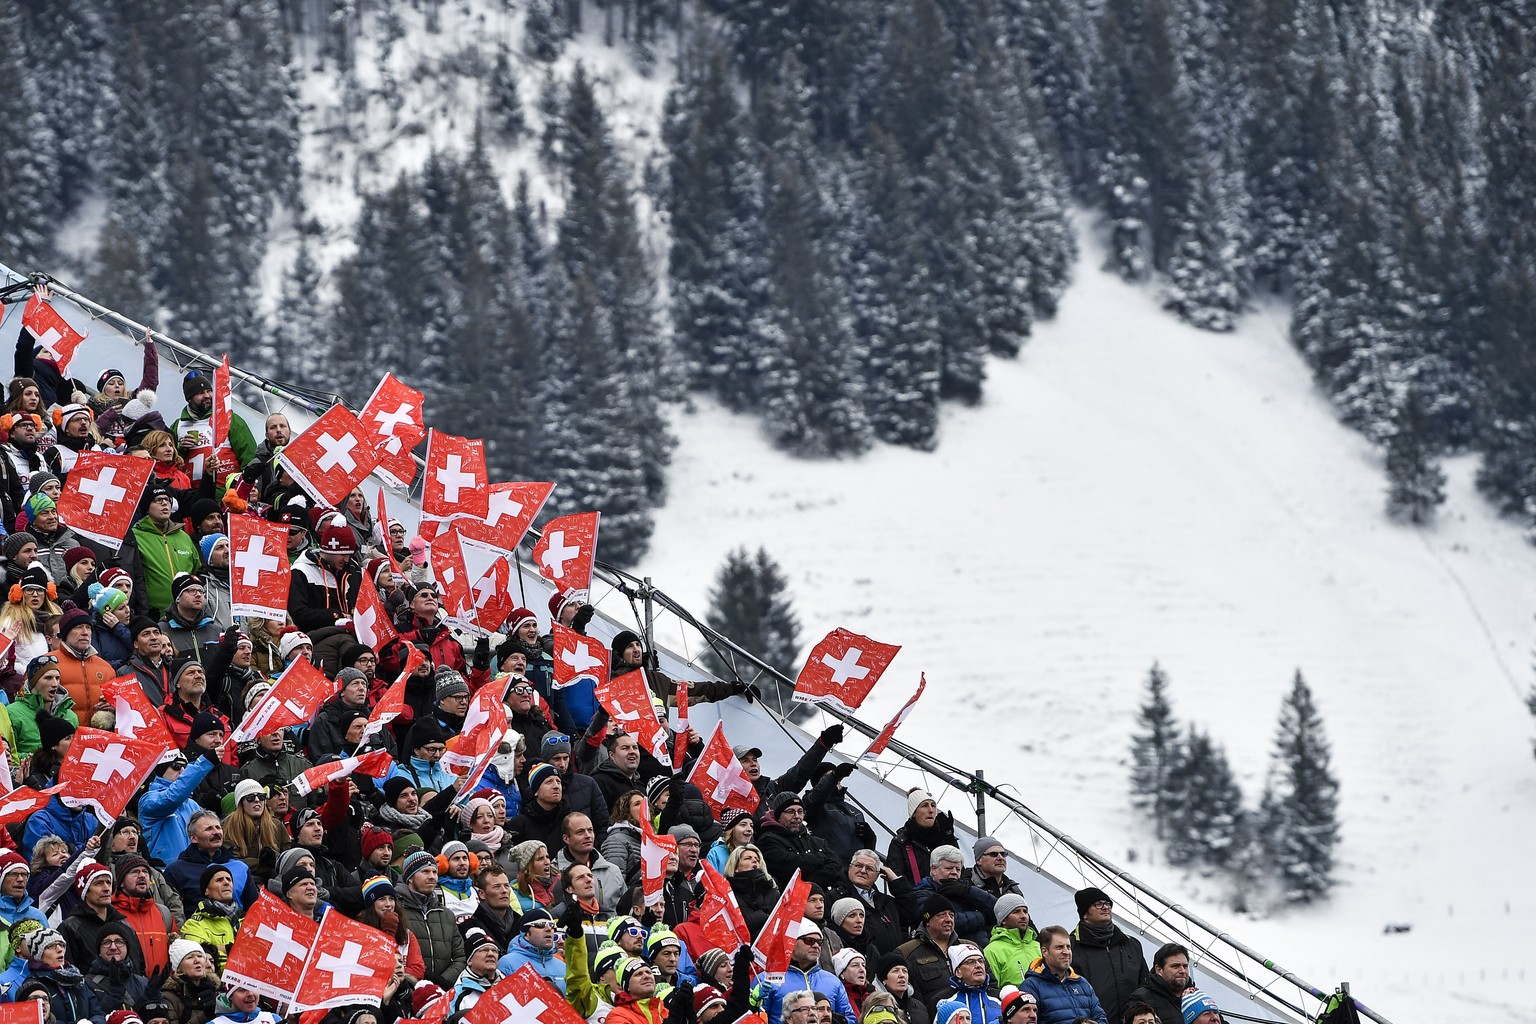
780, 990, 817, 1023
827, 848, 918, 953
913, 845, 995, 946
163, 808, 259, 910
969, 836, 1022, 899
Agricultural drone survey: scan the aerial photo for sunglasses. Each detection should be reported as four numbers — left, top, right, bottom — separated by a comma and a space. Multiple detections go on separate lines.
510, 685, 535, 695
616, 925, 645, 937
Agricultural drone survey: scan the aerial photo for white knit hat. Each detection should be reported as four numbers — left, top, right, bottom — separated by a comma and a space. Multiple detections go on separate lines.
168, 938, 203, 972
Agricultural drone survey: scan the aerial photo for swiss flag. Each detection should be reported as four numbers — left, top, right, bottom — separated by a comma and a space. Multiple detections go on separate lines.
212, 354, 233, 452
793, 628, 902, 713
353, 569, 398, 651
233, 659, 339, 743
228, 516, 291, 620
360, 374, 425, 489
468, 556, 514, 634
550, 624, 608, 691
56, 452, 154, 552
102, 675, 178, 762
0, 786, 63, 825
0, 998, 45, 1024
23, 294, 87, 372
594, 669, 671, 768
224, 890, 321, 1002
687, 722, 760, 818
752, 868, 811, 980
638, 802, 677, 908
432, 529, 476, 625
279, 404, 380, 507
423, 430, 489, 521
357, 645, 420, 751
463, 966, 586, 1024
442, 685, 508, 772
698, 862, 752, 952
859, 673, 927, 761
57, 728, 165, 821
292, 910, 398, 1010
452, 481, 554, 554
292, 749, 393, 797
531, 511, 599, 591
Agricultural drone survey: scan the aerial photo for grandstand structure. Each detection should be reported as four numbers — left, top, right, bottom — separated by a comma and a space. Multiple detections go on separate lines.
0, 261, 1387, 1024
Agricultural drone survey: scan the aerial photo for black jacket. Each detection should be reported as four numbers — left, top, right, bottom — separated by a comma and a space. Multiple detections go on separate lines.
1072, 923, 1150, 1024
756, 809, 844, 890
826, 874, 917, 956
1128, 970, 1187, 1024
804, 772, 877, 863
727, 868, 780, 936
886, 813, 959, 887
508, 797, 572, 855
896, 933, 956, 1012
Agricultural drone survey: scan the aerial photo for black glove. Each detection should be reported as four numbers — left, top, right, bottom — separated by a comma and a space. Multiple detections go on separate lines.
856, 821, 876, 846
819, 724, 845, 747
743, 682, 761, 703
938, 879, 969, 901
145, 965, 169, 993
666, 982, 696, 1024
220, 624, 241, 649
833, 762, 856, 781
571, 605, 595, 632
559, 897, 585, 933
473, 635, 491, 671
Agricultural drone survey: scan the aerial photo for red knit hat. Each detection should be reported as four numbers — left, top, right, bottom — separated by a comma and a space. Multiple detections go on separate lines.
506, 607, 536, 634
360, 822, 393, 859
318, 519, 356, 556
75, 862, 112, 897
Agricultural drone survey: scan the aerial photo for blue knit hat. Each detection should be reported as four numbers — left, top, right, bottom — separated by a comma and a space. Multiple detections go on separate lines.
199, 533, 227, 564
1181, 990, 1220, 1024
934, 999, 972, 1024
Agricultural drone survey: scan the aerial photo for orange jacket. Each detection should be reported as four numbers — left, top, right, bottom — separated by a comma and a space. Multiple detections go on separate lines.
605, 996, 666, 1024
52, 640, 116, 715
113, 891, 175, 973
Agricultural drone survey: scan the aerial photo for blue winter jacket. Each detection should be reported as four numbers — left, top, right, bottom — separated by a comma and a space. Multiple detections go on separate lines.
915, 877, 996, 946
0, 956, 30, 999
0, 892, 48, 932
93, 621, 133, 669
942, 977, 1002, 1024
139, 756, 215, 867
164, 847, 258, 912
22, 797, 101, 860
765, 963, 856, 1024
1020, 959, 1107, 1024
385, 755, 457, 794
497, 934, 567, 994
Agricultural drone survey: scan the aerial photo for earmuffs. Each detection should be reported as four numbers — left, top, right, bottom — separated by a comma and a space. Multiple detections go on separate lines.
436, 850, 482, 875
9, 581, 57, 604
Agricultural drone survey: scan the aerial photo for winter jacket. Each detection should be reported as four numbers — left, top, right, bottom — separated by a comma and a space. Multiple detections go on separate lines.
1020, 958, 1108, 1024
240, 745, 314, 794
452, 967, 502, 1014
9, 688, 78, 758
507, 798, 571, 856
497, 934, 568, 994
111, 891, 174, 973
123, 654, 173, 708
160, 610, 222, 663
94, 619, 133, 670
914, 877, 995, 948
1128, 970, 1188, 1024
180, 900, 239, 972
589, 759, 647, 815
0, 956, 31, 1000
561, 766, 611, 843
52, 640, 115, 715
384, 754, 458, 797
897, 933, 960, 1012
803, 772, 877, 864
826, 875, 918, 958
28, 962, 104, 1024
394, 617, 466, 675
61, 904, 145, 976
162, 700, 231, 754
727, 869, 780, 936
968, 866, 1022, 901
600, 822, 641, 886
984, 924, 1042, 989
306, 692, 369, 763
85, 954, 150, 1012
887, 813, 959, 888
30, 524, 88, 589
460, 901, 521, 954
764, 962, 856, 1024
164, 846, 258, 912
756, 808, 843, 890
162, 971, 219, 1024
22, 795, 99, 860
122, 516, 202, 617
1070, 923, 1148, 1024
287, 551, 360, 632
890, 989, 932, 1024
171, 405, 256, 483
197, 567, 232, 631
396, 882, 466, 989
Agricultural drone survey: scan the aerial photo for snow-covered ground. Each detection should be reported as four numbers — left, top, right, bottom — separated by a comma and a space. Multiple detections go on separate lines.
644, 228, 1536, 1024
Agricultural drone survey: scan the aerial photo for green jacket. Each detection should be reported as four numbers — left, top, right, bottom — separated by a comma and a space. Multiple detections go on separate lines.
985, 923, 1042, 989
9, 688, 78, 758
172, 406, 257, 476
181, 906, 237, 971
129, 516, 203, 617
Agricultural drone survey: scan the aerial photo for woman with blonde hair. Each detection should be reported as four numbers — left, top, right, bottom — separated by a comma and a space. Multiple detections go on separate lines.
0, 566, 60, 697
221, 779, 289, 885
141, 429, 193, 492
724, 844, 778, 936
508, 840, 556, 912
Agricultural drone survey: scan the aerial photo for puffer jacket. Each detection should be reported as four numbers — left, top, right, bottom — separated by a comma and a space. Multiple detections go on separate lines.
162, 971, 219, 1024
600, 821, 641, 885
53, 640, 115, 715
180, 900, 238, 971
756, 808, 843, 890
497, 933, 567, 994
727, 868, 780, 936
914, 876, 995, 947
1020, 958, 1108, 1024
984, 923, 1042, 989
1070, 923, 1148, 1024
29, 962, 103, 1024
396, 882, 466, 989
942, 976, 1001, 1024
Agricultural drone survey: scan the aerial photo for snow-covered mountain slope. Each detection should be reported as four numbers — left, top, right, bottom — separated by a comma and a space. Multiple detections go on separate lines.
645, 224, 1536, 1024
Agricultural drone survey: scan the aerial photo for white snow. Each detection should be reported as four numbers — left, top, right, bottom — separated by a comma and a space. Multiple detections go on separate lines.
643, 222, 1536, 1024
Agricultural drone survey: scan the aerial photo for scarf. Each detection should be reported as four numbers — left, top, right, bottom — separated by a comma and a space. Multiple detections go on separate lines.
441, 875, 475, 899
1080, 919, 1116, 943
901, 816, 953, 848
377, 804, 433, 831
198, 896, 242, 921
472, 825, 506, 854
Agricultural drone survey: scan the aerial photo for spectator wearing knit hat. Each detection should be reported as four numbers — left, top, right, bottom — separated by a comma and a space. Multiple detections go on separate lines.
51, 602, 113, 713
287, 512, 361, 633
60, 863, 145, 976
26, 494, 89, 589
55, 545, 98, 608
0, 851, 49, 948
10, 654, 78, 759
452, 925, 504, 1013
888, 789, 960, 888
307, 666, 372, 763
507, 762, 571, 855
161, 936, 221, 1024
984, 894, 1040, 990
429, 665, 471, 733
192, 533, 231, 631
110, 856, 173, 975
395, 849, 465, 989
118, 482, 201, 619
970, 837, 1022, 901
159, 573, 221, 663
170, 370, 255, 487
1179, 990, 1220, 1024
1069, 887, 1147, 1024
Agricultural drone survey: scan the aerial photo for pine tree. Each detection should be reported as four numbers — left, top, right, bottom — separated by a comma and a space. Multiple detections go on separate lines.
1260, 671, 1341, 904
1129, 663, 1182, 838
263, 239, 327, 385
703, 547, 805, 720
1164, 726, 1246, 869
1385, 388, 1447, 525
488, 49, 527, 142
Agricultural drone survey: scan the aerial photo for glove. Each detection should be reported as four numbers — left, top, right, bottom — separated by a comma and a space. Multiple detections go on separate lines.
938, 879, 969, 901
855, 821, 876, 846
559, 897, 585, 933
665, 982, 695, 1024
145, 965, 169, 993
742, 682, 761, 703
473, 635, 491, 671
571, 605, 596, 632
220, 625, 241, 649
819, 724, 845, 747
833, 762, 856, 781
408, 536, 430, 566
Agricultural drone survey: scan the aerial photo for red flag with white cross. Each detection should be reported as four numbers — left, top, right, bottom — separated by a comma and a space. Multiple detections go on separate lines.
687, 721, 760, 817
357, 645, 421, 753
228, 515, 291, 620
792, 628, 902, 713
594, 669, 671, 768
0, 786, 63, 825
550, 623, 609, 692
463, 966, 586, 1024
56, 728, 166, 821
638, 802, 677, 908
22, 294, 87, 372
279, 404, 380, 507
292, 909, 398, 1010
698, 862, 753, 951
212, 354, 233, 452
56, 451, 154, 552
360, 373, 425, 489
232, 659, 339, 743
223, 890, 321, 1002
422, 429, 489, 521
353, 569, 398, 651
531, 510, 599, 591
859, 673, 927, 761
291, 749, 394, 797
442, 685, 509, 772
451, 481, 554, 553
752, 868, 811, 981
102, 675, 179, 762
432, 528, 476, 625
468, 555, 514, 634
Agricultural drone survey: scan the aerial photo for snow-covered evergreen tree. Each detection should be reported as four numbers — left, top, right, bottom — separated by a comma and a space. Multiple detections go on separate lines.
1129, 662, 1182, 838
1260, 671, 1341, 904
1385, 388, 1447, 525
703, 546, 805, 719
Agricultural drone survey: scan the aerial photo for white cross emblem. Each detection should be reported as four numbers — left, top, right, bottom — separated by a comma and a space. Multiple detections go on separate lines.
78, 468, 127, 516
255, 922, 308, 967
704, 758, 756, 805
559, 640, 603, 676
34, 326, 66, 359
540, 530, 579, 578
316, 940, 372, 987
497, 989, 550, 1022
435, 454, 477, 503
114, 699, 147, 738
641, 836, 672, 877
316, 431, 359, 473
237, 534, 280, 586
485, 490, 524, 527
81, 742, 133, 783
372, 403, 416, 450
821, 647, 870, 686
473, 572, 499, 609
354, 603, 377, 639
0, 796, 39, 817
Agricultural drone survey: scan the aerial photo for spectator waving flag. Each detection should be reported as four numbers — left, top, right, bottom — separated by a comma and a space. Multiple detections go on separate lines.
228, 515, 291, 620
224, 890, 321, 1002
0, 786, 63, 825
233, 659, 339, 743
442, 686, 508, 772
432, 528, 476, 626
22, 293, 87, 371
292, 908, 398, 1010
56, 728, 166, 821
752, 869, 811, 983
56, 452, 154, 551
463, 966, 585, 1024
687, 721, 760, 817
279, 404, 380, 507
859, 673, 927, 761
468, 556, 514, 634
594, 669, 671, 768
423, 429, 490, 521
698, 862, 752, 951
291, 749, 393, 797
793, 628, 902, 713
452, 481, 553, 554
531, 510, 599, 591
360, 373, 425, 489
